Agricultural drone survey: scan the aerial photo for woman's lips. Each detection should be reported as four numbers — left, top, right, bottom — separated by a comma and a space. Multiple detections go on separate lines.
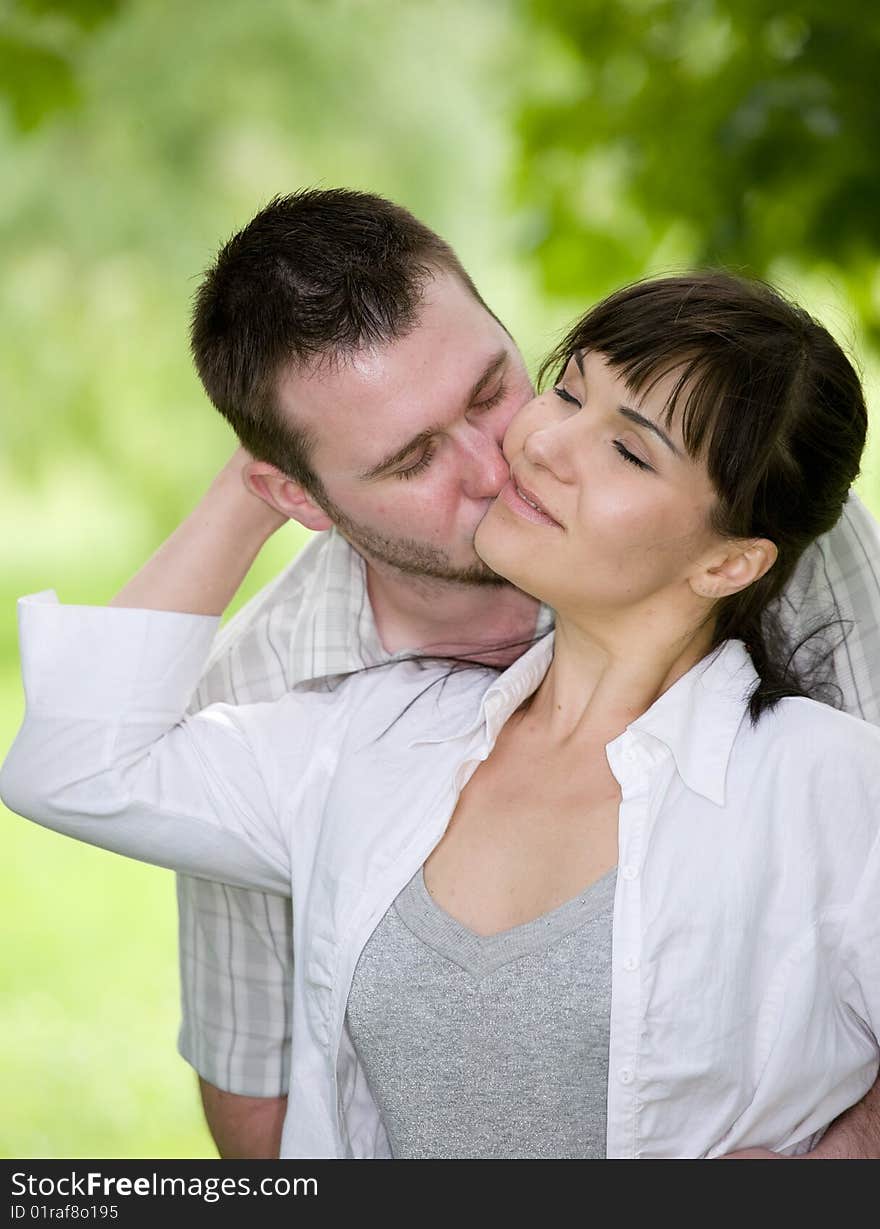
498, 477, 563, 527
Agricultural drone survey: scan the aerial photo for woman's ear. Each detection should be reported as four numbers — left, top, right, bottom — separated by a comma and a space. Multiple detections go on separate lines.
689, 538, 778, 601
243, 460, 334, 533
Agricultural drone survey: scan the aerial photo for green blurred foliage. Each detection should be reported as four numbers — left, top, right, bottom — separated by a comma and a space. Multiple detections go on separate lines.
516, 0, 880, 337
0, 1, 124, 129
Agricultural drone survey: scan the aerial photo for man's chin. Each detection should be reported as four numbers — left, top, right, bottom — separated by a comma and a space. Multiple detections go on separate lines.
343, 533, 505, 587
450, 559, 512, 587
387, 553, 511, 587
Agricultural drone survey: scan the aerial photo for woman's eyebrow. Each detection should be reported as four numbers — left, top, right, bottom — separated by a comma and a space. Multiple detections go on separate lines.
618, 406, 682, 457
573, 348, 682, 458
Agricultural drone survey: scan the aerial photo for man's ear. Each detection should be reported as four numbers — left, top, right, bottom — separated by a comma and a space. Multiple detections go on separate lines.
689, 538, 778, 601
243, 460, 334, 533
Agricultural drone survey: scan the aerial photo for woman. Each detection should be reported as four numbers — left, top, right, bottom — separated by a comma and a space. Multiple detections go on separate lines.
3, 273, 879, 1159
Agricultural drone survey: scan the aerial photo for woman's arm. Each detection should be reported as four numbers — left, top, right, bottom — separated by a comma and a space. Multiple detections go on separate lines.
0, 449, 300, 892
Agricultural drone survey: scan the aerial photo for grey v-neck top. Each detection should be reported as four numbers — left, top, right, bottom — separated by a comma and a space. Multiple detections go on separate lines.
345, 864, 617, 1158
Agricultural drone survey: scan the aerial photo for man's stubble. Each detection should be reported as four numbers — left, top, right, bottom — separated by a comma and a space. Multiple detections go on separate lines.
313, 484, 510, 588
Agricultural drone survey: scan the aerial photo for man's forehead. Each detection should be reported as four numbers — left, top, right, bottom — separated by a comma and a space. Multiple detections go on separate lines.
280, 332, 505, 412
279, 337, 514, 474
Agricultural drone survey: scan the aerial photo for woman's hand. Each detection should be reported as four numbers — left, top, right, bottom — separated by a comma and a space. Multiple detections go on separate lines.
109, 446, 291, 616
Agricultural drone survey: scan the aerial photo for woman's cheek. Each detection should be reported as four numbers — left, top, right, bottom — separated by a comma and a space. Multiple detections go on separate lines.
502, 398, 547, 457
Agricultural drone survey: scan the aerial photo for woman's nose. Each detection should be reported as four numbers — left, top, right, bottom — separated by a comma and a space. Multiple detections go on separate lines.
522, 421, 574, 480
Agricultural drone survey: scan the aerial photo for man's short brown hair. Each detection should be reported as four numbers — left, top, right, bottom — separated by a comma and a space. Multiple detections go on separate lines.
191, 188, 488, 494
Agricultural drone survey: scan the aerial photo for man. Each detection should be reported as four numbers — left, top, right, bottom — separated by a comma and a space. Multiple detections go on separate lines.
180, 188, 880, 1158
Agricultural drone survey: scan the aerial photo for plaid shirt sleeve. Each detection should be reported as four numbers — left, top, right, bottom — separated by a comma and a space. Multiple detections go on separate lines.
772, 491, 880, 726
176, 876, 295, 1097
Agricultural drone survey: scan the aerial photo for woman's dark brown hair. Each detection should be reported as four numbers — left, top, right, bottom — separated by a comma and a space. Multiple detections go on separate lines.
537, 272, 868, 723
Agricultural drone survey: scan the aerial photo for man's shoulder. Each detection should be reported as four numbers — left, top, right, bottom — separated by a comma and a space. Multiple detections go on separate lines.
802, 490, 880, 579
208, 529, 354, 655
191, 529, 365, 707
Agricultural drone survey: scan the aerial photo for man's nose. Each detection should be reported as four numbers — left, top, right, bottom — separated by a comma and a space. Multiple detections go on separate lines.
459, 427, 511, 499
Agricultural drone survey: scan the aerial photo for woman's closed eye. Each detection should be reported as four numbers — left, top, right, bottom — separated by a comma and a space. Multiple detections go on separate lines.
553, 385, 580, 408
552, 386, 652, 471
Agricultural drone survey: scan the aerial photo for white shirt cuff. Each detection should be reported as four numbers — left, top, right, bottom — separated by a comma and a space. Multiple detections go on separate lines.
16, 592, 221, 720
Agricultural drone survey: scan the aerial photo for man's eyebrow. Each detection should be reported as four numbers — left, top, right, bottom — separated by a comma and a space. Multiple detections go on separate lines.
468, 349, 509, 402
573, 348, 682, 459
358, 349, 510, 482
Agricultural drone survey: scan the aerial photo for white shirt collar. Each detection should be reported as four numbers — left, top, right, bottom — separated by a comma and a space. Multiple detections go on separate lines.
411, 634, 759, 807
621, 638, 758, 806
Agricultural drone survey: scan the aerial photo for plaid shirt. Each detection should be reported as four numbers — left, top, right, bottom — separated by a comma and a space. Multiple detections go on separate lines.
177, 494, 880, 1096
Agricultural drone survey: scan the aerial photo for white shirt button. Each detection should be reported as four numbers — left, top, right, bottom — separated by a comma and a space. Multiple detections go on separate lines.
621, 863, 639, 881
622, 955, 639, 971
621, 746, 636, 765
619, 1067, 634, 1085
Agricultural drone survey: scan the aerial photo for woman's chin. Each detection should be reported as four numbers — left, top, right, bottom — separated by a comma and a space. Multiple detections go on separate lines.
473, 515, 507, 576
474, 521, 542, 601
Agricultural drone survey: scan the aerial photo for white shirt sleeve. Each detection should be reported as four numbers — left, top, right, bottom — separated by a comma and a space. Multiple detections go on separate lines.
0, 593, 294, 897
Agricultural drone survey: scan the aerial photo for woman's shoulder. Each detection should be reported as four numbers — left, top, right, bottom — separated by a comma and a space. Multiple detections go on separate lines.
759, 692, 880, 744
721, 693, 880, 860
740, 692, 880, 793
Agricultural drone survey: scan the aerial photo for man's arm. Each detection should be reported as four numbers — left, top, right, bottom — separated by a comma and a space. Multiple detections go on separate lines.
802, 1079, 880, 1158
199, 1081, 288, 1160
719, 1075, 880, 1157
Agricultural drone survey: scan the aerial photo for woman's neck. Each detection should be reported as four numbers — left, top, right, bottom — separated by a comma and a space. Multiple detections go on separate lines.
524, 609, 718, 751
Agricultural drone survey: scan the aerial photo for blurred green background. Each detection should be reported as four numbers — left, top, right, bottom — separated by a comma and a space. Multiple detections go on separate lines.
2, 0, 879, 1158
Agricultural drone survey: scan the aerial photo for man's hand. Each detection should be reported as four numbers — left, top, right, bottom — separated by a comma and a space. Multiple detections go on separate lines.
199, 1079, 288, 1160
718, 1147, 790, 1159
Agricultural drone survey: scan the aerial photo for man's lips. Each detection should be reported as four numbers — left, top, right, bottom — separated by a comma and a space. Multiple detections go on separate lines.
498, 475, 563, 527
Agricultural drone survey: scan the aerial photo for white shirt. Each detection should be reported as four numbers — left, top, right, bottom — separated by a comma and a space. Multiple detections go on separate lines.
177, 495, 880, 1097
3, 593, 880, 1159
